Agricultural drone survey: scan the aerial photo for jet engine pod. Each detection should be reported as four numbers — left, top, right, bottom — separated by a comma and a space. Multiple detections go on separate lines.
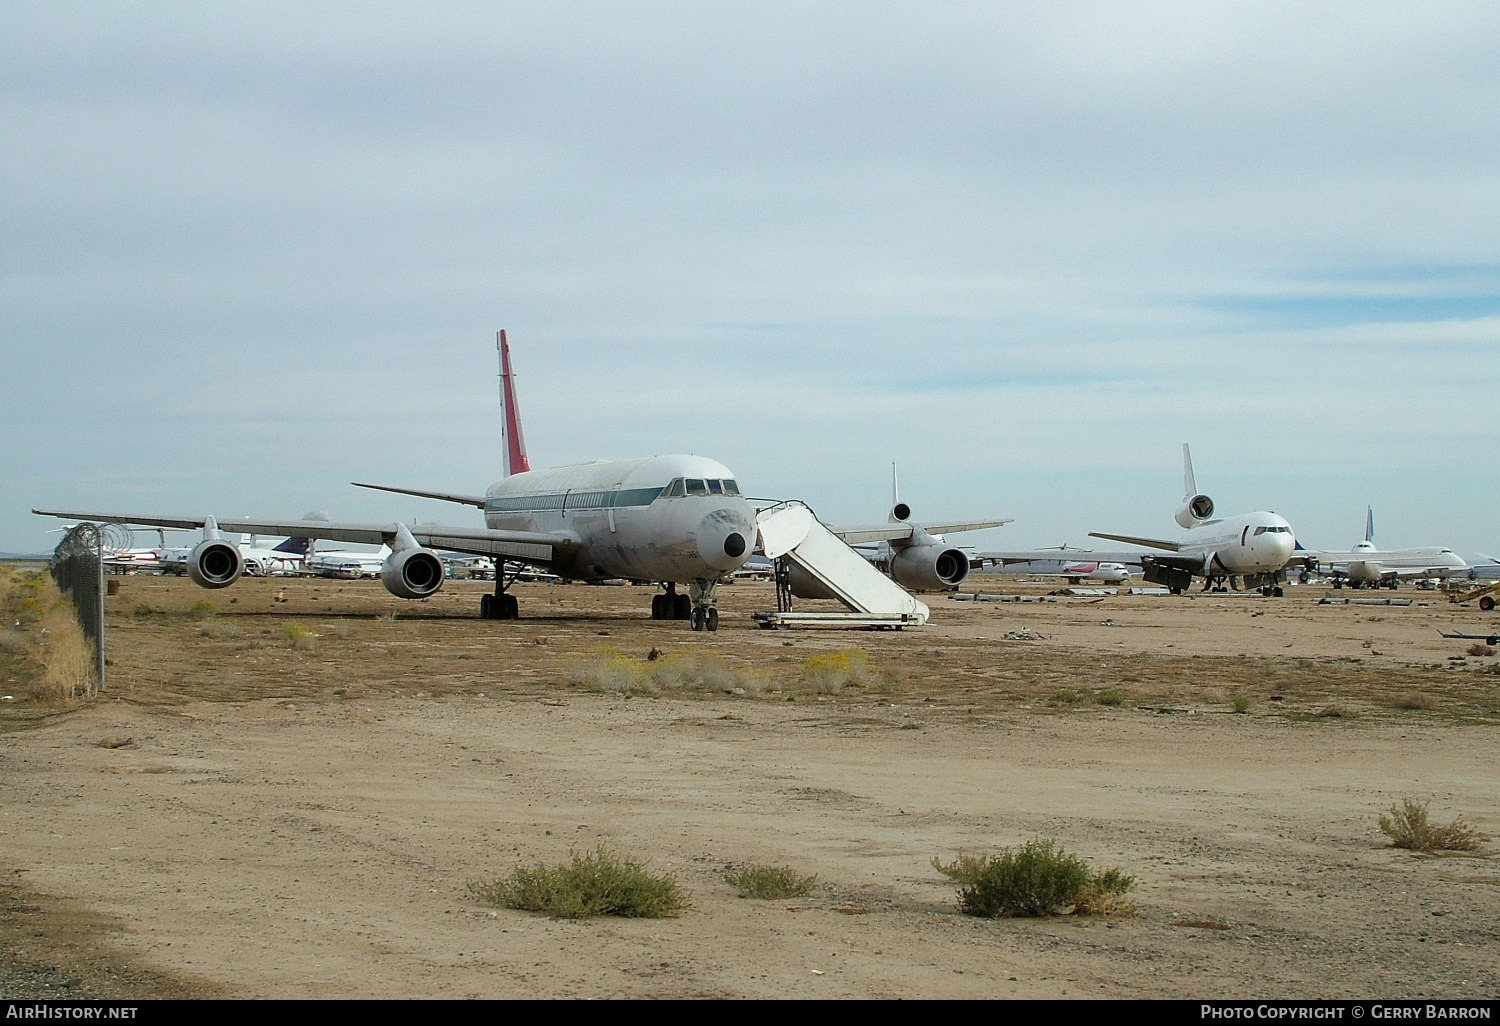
1175, 493, 1215, 529
890, 543, 970, 592
890, 502, 911, 522
187, 539, 243, 589
381, 547, 446, 599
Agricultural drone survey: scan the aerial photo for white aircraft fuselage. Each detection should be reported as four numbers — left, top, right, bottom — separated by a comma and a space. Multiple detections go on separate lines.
484, 454, 756, 584
1178, 511, 1297, 577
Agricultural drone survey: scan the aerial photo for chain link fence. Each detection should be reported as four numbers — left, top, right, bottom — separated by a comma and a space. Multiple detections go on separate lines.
50, 523, 106, 691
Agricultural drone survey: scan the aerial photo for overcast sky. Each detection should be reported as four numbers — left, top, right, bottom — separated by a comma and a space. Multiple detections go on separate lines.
4, 1, 1498, 558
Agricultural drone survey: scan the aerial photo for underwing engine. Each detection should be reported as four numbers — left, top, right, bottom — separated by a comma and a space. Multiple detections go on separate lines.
380, 523, 445, 599
187, 517, 243, 589
890, 542, 970, 592
188, 538, 243, 589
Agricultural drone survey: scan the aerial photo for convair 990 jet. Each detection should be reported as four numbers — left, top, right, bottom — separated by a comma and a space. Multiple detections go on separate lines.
36, 332, 756, 631
1088, 444, 1298, 595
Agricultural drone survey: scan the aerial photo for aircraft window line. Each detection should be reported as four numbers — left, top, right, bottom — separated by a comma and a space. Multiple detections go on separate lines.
487, 486, 665, 514
686, 479, 708, 495
707, 480, 724, 495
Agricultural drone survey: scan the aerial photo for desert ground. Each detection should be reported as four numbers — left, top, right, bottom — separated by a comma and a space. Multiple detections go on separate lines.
2, 571, 1498, 1000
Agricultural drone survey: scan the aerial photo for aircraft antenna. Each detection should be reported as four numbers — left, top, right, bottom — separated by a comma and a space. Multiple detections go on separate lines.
497, 330, 532, 477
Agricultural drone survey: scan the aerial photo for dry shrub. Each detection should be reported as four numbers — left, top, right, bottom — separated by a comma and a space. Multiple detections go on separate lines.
1391, 693, 1439, 711
470, 846, 688, 919
31, 607, 97, 704
198, 619, 241, 639
934, 838, 1136, 918
1466, 643, 1495, 657
724, 863, 818, 899
1379, 799, 1488, 854
282, 623, 319, 650
801, 649, 883, 693
563, 647, 763, 695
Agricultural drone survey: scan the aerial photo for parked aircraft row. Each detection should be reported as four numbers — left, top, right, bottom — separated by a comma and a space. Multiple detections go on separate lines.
34, 331, 1482, 628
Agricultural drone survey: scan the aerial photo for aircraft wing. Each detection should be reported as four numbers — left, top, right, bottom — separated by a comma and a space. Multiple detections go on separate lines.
831, 523, 917, 544
1087, 531, 1183, 553
977, 549, 1144, 566
831, 518, 1011, 545
33, 509, 573, 564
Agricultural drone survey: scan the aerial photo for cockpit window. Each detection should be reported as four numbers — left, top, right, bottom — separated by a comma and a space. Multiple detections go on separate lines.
722, 479, 741, 496
707, 479, 724, 495
664, 478, 686, 497
1253, 526, 1290, 536
685, 479, 708, 495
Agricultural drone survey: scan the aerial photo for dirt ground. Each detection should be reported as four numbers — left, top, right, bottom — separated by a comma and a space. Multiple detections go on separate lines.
2, 573, 1498, 1000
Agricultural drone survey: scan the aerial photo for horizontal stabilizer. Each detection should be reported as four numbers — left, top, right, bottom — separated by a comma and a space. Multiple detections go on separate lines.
1087, 531, 1183, 553
351, 482, 487, 508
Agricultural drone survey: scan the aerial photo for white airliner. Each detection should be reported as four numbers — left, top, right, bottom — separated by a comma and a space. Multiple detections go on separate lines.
1087, 444, 1298, 595
35, 331, 756, 631
1307, 508, 1467, 589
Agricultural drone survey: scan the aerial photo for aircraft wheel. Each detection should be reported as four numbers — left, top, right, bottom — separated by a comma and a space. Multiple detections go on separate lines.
674, 594, 693, 620
1273, 586, 1284, 597
501, 594, 519, 619
690, 607, 706, 631
650, 594, 665, 620
1480, 596, 1495, 612
1169, 587, 1182, 595
706, 608, 719, 632
480, 594, 494, 619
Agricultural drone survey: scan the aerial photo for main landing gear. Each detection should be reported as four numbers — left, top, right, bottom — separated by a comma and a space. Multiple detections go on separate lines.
479, 564, 524, 619
650, 581, 722, 631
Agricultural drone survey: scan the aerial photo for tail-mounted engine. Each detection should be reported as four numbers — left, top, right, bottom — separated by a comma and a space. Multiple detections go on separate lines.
1175, 493, 1215, 529
380, 523, 445, 599
890, 543, 970, 592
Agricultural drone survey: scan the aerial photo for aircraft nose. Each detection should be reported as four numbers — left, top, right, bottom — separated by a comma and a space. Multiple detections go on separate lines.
696, 504, 755, 573
1271, 531, 1295, 565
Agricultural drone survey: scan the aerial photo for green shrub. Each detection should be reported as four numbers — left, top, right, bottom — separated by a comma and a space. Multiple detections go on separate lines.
1094, 688, 1125, 706
470, 846, 688, 919
724, 863, 817, 899
1230, 692, 1253, 714
1379, 799, 1488, 854
934, 838, 1136, 918
187, 599, 219, 620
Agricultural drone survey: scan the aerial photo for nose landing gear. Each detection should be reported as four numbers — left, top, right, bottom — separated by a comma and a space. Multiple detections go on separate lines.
651, 580, 723, 630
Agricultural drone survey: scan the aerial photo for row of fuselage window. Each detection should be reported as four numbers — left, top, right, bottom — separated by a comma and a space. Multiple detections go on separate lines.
486, 478, 741, 515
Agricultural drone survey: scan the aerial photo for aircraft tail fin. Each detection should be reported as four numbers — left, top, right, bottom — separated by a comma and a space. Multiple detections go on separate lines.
498, 330, 532, 477
1365, 506, 1375, 544
273, 536, 313, 556
1182, 443, 1197, 499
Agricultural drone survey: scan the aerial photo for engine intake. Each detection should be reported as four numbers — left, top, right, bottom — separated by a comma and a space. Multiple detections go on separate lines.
188, 539, 243, 590
890, 543, 970, 592
1175, 493, 1215, 529
381, 547, 445, 599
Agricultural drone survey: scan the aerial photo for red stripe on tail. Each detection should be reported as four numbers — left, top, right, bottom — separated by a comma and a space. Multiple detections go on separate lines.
498, 329, 532, 476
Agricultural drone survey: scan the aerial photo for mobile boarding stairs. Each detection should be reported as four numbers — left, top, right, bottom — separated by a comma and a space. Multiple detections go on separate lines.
752, 501, 929, 629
